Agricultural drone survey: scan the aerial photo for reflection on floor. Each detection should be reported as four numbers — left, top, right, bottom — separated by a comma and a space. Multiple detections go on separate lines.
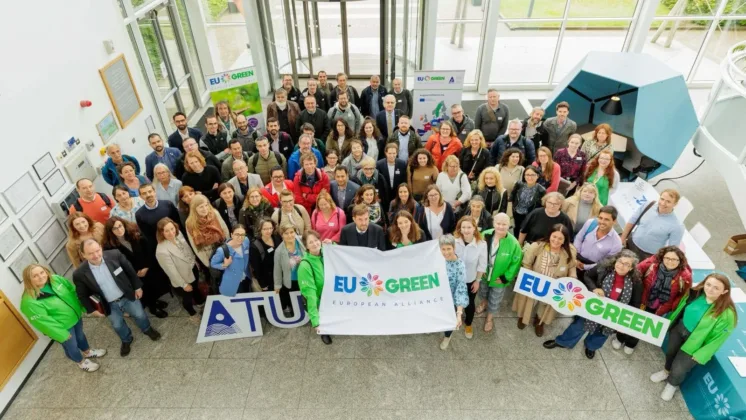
4, 288, 695, 420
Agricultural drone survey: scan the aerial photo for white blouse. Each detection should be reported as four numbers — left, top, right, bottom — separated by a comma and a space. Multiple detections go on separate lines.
455, 238, 488, 284
425, 207, 445, 240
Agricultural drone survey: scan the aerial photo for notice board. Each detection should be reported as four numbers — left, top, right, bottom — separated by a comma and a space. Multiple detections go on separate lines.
99, 54, 143, 128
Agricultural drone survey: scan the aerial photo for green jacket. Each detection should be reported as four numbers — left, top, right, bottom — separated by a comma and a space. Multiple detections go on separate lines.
298, 252, 325, 328
668, 290, 737, 365
20, 275, 85, 343
482, 230, 523, 288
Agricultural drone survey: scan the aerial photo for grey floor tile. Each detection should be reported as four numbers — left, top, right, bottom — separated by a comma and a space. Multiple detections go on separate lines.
307, 334, 357, 359
243, 408, 302, 419
79, 316, 171, 360
192, 359, 255, 408
150, 317, 214, 359
444, 318, 503, 360
188, 408, 245, 420
627, 411, 694, 420
138, 360, 207, 408
208, 336, 263, 359
245, 358, 304, 409
256, 324, 310, 359
298, 359, 357, 408
1, 408, 138, 420
134, 408, 190, 420
354, 333, 437, 359
605, 360, 689, 412
85, 359, 149, 408
352, 359, 410, 408
404, 360, 461, 410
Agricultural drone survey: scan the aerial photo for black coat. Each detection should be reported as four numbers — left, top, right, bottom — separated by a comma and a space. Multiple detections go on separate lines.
296, 109, 330, 141
330, 86, 361, 108
509, 182, 547, 216
300, 89, 331, 112
135, 200, 183, 245
249, 234, 282, 290
418, 202, 457, 241
213, 196, 242, 231
360, 85, 388, 117
168, 127, 203, 153
477, 187, 509, 215
584, 264, 643, 307
73, 249, 141, 315
338, 223, 386, 251
459, 147, 490, 179
200, 131, 229, 156
263, 133, 295, 161
375, 158, 407, 210
104, 236, 171, 301
181, 165, 221, 201
375, 109, 402, 138
174, 149, 221, 180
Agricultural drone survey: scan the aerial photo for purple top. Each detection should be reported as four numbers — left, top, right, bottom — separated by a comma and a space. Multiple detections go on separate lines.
553, 148, 587, 182
573, 218, 623, 270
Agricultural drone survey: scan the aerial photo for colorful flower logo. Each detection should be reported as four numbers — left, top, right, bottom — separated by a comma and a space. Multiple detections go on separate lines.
360, 273, 383, 297
552, 281, 585, 311
221, 73, 231, 83
715, 394, 730, 416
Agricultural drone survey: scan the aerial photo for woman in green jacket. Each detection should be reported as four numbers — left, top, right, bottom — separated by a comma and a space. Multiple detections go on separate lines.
475, 212, 523, 332
650, 273, 737, 401
19, 264, 106, 372
297, 230, 330, 345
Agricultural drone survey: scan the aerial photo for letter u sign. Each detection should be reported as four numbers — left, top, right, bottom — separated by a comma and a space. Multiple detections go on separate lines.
518, 273, 550, 297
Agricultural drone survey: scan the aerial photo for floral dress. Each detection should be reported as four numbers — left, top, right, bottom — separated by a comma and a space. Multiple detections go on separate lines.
445, 259, 469, 308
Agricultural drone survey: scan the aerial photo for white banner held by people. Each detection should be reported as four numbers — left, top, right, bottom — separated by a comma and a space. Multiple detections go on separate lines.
318, 241, 457, 335
512, 268, 671, 346
196, 291, 308, 343
411, 70, 465, 144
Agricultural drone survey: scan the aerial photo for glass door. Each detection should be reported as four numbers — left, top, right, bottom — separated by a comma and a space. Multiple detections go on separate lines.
344, 0, 382, 77
137, 4, 201, 118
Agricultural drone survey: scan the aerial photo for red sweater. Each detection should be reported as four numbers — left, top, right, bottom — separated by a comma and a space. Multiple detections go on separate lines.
293, 168, 330, 214
637, 255, 692, 316
261, 180, 294, 208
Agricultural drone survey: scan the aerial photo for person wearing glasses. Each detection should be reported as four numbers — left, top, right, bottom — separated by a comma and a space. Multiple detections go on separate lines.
509, 166, 545, 238
518, 192, 574, 246
543, 250, 642, 359
419, 185, 456, 241
448, 104, 475, 142
210, 224, 253, 296
261, 166, 294, 208
272, 190, 312, 236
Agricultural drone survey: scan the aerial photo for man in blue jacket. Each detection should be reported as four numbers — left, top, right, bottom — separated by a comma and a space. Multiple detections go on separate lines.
167, 112, 202, 153
287, 134, 323, 180
102, 143, 141, 186
145, 133, 182, 180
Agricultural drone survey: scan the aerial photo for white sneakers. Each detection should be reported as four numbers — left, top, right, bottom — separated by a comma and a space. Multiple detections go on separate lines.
78, 359, 100, 372
83, 348, 107, 358
611, 336, 635, 354
623, 346, 635, 355
440, 337, 451, 350
661, 384, 678, 401
650, 370, 669, 383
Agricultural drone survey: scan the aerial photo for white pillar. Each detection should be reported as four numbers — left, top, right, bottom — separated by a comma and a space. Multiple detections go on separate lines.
627, 0, 661, 53
421, 0, 438, 70
478, 0, 500, 94
243, 0, 271, 95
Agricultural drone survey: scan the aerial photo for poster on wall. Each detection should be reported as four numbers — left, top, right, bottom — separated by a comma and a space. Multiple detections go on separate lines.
205, 67, 264, 134
411, 70, 465, 144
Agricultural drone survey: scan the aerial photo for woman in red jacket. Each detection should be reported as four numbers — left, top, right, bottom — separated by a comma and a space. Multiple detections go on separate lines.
425, 121, 463, 170
532, 146, 561, 193
292, 152, 330, 214
612, 245, 692, 354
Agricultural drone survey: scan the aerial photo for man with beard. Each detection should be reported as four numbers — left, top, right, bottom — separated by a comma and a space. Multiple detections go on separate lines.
316, 70, 334, 98
167, 112, 202, 153
300, 78, 330, 112
173, 137, 222, 180
262, 117, 294, 160
232, 114, 259, 153
327, 90, 363, 133
272, 74, 302, 104
145, 133, 182, 180
267, 88, 300, 141
330, 72, 361, 108
296, 95, 330, 141
199, 116, 230, 160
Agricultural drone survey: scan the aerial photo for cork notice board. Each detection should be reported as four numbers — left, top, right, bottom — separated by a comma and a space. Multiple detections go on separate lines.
99, 54, 143, 128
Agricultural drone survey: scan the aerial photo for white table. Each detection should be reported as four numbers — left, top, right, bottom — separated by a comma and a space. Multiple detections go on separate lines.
608, 179, 715, 274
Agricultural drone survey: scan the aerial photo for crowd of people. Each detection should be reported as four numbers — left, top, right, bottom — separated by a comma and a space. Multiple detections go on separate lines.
18, 72, 737, 402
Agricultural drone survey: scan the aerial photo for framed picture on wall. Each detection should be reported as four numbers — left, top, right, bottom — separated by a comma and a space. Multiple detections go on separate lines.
0, 224, 24, 262
0, 202, 7, 225
96, 111, 120, 144
19, 198, 54, 237
32, 152, 56, 180
50, 246, 72, 275
9, 247, 40, 283
2, 171, 40, 214
43, 170, 66, 197
35, 221, 66, 259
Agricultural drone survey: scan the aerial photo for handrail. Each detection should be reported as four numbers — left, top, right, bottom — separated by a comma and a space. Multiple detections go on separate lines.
721, 40, 746, 97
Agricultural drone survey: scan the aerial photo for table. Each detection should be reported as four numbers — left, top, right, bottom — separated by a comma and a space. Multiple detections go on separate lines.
610, 180, 745, 419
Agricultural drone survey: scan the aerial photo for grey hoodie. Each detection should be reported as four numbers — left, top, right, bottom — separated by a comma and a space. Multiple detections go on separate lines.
449, 114, 476, 142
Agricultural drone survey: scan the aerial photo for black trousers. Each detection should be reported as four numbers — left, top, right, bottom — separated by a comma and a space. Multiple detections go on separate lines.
279, 282, 301, 311
174, 282, 206, 316
464, 281, 477, 326
513, 212, 528, 238
664, 322, 698, 386
627, 236, 653, 261
616, 306, 656, 349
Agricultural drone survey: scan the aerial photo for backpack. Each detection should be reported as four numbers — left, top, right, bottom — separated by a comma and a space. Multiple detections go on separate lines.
330, 106, 361, 130
252, 151, 284, 168
71, 193, 111, 213
208, 242, 232, 294
582, 219, 599, 241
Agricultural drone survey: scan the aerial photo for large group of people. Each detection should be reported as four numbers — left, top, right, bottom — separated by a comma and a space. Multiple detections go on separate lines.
18, 73, 736, 402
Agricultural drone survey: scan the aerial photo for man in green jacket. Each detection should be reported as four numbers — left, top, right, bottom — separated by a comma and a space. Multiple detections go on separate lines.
475, 213, 523, 333
297, 232, 330, 344
20, 266, 106, 372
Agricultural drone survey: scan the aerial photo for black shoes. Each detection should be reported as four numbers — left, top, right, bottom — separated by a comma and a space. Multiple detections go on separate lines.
585, 348, 596, 359
542, 340, 566, 349
321, 335, 333, 345
155, 300, 169, 309
144, 328, 162, 341
121, 339, 132, 357
149, 307, 169, 318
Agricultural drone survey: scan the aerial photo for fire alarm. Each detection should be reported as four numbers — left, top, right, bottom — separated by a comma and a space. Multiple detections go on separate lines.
80, 100, 92, 107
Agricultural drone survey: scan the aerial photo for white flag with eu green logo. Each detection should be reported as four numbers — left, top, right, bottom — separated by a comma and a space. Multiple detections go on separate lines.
319, 241, 457, 335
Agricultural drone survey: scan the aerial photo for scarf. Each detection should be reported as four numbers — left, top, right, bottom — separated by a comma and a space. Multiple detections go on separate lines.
584, 269, 634, 336
358, 170, 379, 186
647, 265, 677, 308
193, 214, 225, 248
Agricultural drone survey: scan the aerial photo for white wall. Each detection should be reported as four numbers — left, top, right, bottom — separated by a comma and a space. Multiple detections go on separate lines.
0, 0, 160, 412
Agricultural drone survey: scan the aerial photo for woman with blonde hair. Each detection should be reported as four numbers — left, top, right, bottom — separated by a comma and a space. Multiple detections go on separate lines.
475, 166, 508, 216
459, 129, 490, 182
584, 149, 619, 206
65, 212, 105, 268
532, 146, 561, 193
454, 216, 487, 339
185, 194, 229, 272
215, 100, 237, 137
20, 264, 106, 372
513, 224, 577, 336
388, 210, 424, 248
311, 190, 346, 243
239, 186, 274, 239
562, 183, 603, 234
436, 154, 472, 215
581, 123, 614, 161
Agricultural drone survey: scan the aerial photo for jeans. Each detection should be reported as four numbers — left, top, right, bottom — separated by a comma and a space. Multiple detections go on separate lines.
478, 281, 507, 314
616, 306, 656, 349
664, 322, 698, 386
60, 318, 90, 363
464, 281, 477, 326
554, 316, 609, 351
107, 298, 152, 343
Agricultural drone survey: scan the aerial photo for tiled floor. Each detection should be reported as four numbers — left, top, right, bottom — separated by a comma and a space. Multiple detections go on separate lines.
4, 289, 695, 420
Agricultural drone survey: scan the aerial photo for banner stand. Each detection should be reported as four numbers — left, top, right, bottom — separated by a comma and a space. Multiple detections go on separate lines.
411, 70, 466, 144
205, 67, 265, 134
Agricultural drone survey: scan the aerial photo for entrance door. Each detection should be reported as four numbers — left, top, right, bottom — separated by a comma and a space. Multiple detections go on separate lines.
137, 4, 202, 119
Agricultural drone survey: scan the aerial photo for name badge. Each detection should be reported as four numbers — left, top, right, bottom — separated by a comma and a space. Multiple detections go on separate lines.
395, 170, 400, 174
558, 266, 566, 272
244, 249, 249, 254
397, 99, 402, 102
101, 206, 108, 211
575, 157, 583, 161
267, 247, 274, 253
113, 267, 123, 275
498, 117, 503, 121
329, 222, 335, 227
283, 146, 289, 151
424, 176, 430, 180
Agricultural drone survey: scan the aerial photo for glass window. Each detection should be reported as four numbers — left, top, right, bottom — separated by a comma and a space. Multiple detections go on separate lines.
175, 0, 205, 95
656, 0, 723, 16
694, 19, 746, 81
198, 0, 234, 23
489, 27, 560, 83
499, 0, 568, 19
207, 25, 253, 72
702, 82, 746, 158
552, 21, 631, 82
568, 0, 640, 18
433, 22, 483, 85
642, 19, 711, 80
437, 0, 487, 20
